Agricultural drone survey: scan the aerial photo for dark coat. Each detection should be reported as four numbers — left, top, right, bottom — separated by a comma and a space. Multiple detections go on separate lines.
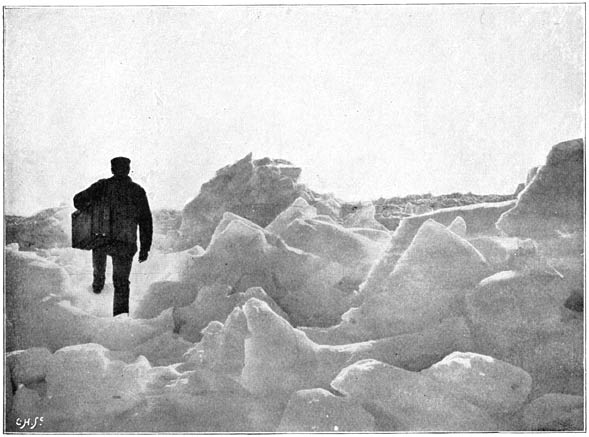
74, 175, 153, 253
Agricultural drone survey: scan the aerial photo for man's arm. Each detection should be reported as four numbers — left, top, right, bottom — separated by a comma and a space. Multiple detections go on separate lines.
73, 180, 106, 210
137, 188, 153, 262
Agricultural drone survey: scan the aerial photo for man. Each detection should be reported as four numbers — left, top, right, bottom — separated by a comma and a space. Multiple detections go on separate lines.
73, 157, 153, 316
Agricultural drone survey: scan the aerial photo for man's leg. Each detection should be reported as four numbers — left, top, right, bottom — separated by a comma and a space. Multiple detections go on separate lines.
92, 248, 107, 293
112, 254, 134, 316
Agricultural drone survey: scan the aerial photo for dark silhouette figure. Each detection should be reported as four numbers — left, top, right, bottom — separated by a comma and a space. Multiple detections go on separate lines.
74, 157, 153, 316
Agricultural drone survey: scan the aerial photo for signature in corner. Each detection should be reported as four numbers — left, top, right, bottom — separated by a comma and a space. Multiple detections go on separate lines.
16, 416, 44, 430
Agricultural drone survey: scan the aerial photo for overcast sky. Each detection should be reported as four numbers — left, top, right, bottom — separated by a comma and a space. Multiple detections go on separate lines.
4, 5, 585, 215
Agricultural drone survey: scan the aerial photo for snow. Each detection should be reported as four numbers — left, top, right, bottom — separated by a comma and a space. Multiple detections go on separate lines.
9, 385, 42, 428
241, 298, 478, 399
318, 219, 489, 342
6, 347, 52, 387
469, 236, 521, 271
395, 200, 516, 247
277, 388, 375, 432
173, 284, 286, 342
201, 306, 249, 376
279, 215, 389, 284
240, 298, 320, 396
166, 212, 365, 326
447, 215, 467, 237
90, 309, 175, 351
465, 270, 583, 398
341, 202, 388, 231
331, 359, 499, 431
131, 332, 193, 367
421, 351, 532, 416
497, 138, 584, 238
4, 143, 585, 432
44, 343, 152, 419
135, 280, 197, 319
522, 393, 584, 431
178, 153, 313, 250
266, 197, 318, 236
466, 270, 569, 358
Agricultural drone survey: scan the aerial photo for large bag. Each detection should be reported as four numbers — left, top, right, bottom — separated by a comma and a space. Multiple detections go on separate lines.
72, 199, 111, 250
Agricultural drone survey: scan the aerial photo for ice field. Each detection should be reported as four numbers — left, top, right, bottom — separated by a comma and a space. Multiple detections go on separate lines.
5, 139, 584, 432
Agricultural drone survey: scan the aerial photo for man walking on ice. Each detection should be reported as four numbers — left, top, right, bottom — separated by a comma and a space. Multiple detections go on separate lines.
73, 157, 153, 316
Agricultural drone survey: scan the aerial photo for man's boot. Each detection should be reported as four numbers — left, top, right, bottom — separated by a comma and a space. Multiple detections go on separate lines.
113, 281, 130, 316
92, 249, 107, 294
112, 253, 133, 316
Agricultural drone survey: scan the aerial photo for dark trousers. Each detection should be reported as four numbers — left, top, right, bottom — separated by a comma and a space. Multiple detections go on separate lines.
92, 243, 136, 316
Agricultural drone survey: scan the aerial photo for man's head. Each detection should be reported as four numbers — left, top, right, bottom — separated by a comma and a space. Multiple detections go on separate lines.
111, 157, 131, 176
